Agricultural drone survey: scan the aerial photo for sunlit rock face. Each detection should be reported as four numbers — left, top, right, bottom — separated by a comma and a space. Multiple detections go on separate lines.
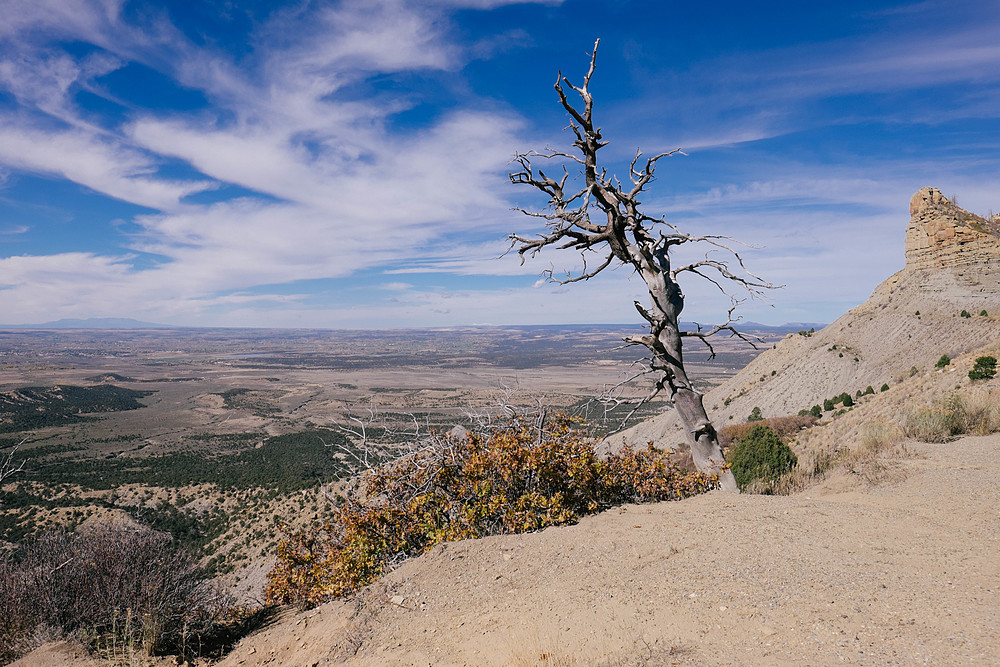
905, 187, 1000, 275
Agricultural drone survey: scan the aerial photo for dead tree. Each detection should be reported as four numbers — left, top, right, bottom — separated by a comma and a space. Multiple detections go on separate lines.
508, 40, 774, 492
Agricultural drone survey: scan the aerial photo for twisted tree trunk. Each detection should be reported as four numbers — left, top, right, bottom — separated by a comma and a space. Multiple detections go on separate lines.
643, 267, 738, 492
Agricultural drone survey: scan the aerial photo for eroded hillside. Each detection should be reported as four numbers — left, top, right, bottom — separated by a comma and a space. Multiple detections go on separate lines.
619, 187, 1000, 448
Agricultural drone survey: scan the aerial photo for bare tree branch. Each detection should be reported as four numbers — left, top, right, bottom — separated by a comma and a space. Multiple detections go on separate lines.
508, 39, 779, 492
0, 439, 29, 487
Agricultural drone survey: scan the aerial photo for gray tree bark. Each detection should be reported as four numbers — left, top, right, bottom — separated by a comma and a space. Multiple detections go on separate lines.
509, 40, 774, 493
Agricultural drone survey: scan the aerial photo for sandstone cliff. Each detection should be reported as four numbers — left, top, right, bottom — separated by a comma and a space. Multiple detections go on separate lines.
618, 187, 1000, 448
904, 187, 1000, 273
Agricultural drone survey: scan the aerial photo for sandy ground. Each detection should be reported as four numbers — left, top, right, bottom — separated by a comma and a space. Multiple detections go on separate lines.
186, 432, 999, 667
13, 433, 999, 666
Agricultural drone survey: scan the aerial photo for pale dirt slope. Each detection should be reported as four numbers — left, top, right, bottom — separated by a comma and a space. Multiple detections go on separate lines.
201, 432, 999, 667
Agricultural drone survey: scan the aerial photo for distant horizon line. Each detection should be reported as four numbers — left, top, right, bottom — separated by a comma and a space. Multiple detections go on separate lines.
0, 317, 829, 332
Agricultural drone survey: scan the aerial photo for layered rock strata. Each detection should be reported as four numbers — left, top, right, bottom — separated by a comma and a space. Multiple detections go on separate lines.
905, 187, 1000, 274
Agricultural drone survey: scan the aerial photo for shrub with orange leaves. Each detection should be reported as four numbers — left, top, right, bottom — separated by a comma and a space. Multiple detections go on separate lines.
266, 415, 716, 606
718, 414, 817, 449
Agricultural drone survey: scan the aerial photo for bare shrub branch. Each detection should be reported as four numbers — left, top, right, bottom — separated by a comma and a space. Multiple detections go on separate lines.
0, 439, 29, 487
267, 409, 717, 606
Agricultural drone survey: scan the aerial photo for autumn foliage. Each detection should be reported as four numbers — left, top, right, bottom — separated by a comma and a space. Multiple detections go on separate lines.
718, 414, 817, 448
266, 416, 717, 606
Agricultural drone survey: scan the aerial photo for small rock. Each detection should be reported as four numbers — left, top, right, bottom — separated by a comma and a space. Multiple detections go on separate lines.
390, 595, 406, 607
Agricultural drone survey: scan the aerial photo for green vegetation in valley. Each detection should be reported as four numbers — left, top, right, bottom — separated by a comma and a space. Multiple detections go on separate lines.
0, 385, 153, 433
83, 372, 135, 382
0, 429, 360, 545
215, 388, 281, 415
20, 428, 354, 493
139, 502, 230, 555
563, 397, 669, 436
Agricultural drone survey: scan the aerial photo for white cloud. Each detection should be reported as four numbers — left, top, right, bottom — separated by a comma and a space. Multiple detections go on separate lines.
308, 0, 457, 72
432, 0, 562, 8
0, 0, 124, 42
0, 123, 215, 210
0, 0, 995, 327
0, 0, 543, 325
0, 252, 135, 321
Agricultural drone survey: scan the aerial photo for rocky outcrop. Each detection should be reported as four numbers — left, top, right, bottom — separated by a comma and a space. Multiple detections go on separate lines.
905, 187, 1000, 274
616, 187, 1000, 449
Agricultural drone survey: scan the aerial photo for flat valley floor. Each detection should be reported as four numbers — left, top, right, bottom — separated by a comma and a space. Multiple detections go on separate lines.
0, 325, 781, 458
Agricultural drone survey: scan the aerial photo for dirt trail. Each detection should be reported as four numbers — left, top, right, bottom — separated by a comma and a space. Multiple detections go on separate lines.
202, 433, 999, 666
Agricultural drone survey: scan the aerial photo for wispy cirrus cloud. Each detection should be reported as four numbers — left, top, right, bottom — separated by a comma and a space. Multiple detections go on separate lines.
0, 0, 125, 42
0, 124, 215, 210
0, 0, 996, 327
616, 4, 1000, 154
0, 0, 553, 324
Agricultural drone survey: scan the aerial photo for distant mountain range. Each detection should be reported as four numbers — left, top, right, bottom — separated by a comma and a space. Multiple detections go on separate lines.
0, 319, 826, 332
0, 317, 175, 329
739, 321, 827, 331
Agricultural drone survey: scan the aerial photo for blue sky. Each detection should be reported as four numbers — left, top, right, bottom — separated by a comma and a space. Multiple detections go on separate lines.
0, 0, 997, 328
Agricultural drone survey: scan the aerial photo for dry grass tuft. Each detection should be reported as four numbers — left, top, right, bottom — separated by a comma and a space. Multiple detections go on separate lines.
902, 387, 1000, 442
859, 420, 905, 452
741, 469, 800, 495
902, 407, 952, 443
833, 421, 909, 486
947, 389, 1000, 435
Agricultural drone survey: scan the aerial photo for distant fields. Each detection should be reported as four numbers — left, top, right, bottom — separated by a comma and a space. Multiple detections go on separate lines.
0, 325, 785, 581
